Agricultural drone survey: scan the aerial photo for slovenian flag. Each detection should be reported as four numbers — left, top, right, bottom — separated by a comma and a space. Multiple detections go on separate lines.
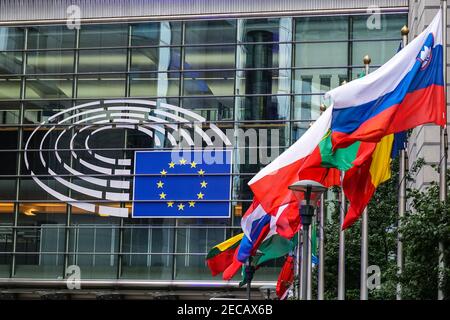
326, 9, 446, 149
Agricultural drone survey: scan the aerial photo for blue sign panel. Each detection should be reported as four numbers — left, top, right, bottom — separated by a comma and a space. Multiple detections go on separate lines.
132, 150, 232, 218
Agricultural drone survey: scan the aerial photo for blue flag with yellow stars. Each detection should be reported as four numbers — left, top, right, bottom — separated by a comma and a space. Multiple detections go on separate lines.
132, 150, 232, 218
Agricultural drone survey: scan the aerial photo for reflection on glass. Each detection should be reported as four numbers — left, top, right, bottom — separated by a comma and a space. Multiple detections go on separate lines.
352, 15, 407, 40
0, 77, 21, 99
131, 47, 181, 72
79, 49, 127, 73
0, 51, 22, 75
185, 20, 236, 44
79, 24, 128, 48
295, 42, 348, 67
293, 69, 347, 95
121, 219, 174, 280
183, 71, 234, 96
0, 202, 13, 277
27, 50, 74, 74
25, 76, 73, 99
295, 16, 348, 41
77, 74, 126, 98
27, 26, 75, 49
238, 18, 284, 43
23, 100, 71, 124
0, 27, 24, 50
182, 97, 234, 121
352, 40, 399, 66
130, 72, 180, 97
131, 21, 181, 46
184, 46, 235, 70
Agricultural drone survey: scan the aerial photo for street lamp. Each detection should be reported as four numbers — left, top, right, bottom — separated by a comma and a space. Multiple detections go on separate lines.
288, 180, 327, 300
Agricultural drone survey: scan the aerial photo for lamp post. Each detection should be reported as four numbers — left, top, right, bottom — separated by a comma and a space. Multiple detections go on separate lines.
289, 180, 327, 300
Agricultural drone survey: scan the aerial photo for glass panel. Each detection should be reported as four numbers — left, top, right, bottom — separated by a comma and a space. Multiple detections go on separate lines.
352, 40, 399, 66
295, 42, 348, 67
236, 95, 290, 121
0, 51, 22, 75
25, 76, 73, 99
183, 71, 234, 96
78, 49, 127, 73
182, 97, 234, 121
26, 50, 74, 74
184, 46, 235, 70
295, 16, 349, 41
69, 214, 121, 279
0, 101, 21, 124
236, 69, 291, 95
120, 219, 174, 280
0, 76, 21, 99
23, 100, 72, 124
0, 177, 16, 200
238, 18, 284, 43
185, 20, 236, 44
352, 14, 407, 40
27, 26, 76, 49
14, 204, 66, 278
77, 74, 126, 98
130, 47, 181, 72
79, 24, 128, 48
131, 22, 181, 46
293, 68, 348, 95
129, 72, 180, 97
0, 27, 24, 51
0, 202, 13, 277
174, 220, 229, 280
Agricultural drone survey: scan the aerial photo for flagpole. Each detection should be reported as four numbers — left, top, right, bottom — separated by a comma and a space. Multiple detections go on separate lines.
439, 0, 447, 300
397, 24, 409, 301
360, 55, 371, 301
318, 193, 325, 300
338, 170, 346, 300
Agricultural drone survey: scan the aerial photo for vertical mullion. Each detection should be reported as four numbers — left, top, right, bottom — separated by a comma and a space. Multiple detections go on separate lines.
10, 27, 28, 278
117, 24, 133, 279
231, 19, 239, 236
63, 27, 80, 278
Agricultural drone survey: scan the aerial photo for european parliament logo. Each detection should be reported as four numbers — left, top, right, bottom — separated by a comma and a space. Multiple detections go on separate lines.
132, 150, 232, 218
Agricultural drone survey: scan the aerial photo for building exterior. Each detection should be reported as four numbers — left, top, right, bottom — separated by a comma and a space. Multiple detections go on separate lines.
0, 0, 410, 299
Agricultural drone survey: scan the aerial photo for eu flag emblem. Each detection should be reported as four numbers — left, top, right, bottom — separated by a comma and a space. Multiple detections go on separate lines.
132, 150, 232, 218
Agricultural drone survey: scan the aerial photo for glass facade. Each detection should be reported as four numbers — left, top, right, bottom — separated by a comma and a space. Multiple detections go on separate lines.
0, 14, 405, 282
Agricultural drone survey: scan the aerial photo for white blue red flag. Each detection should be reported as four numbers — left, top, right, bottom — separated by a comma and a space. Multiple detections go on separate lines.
326, 9, 446, 149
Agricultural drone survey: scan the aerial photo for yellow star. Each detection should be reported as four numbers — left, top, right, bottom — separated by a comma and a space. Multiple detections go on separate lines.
198, 169, 205, 176
197, 192, 204, 199
160, 169, 167, 176
190, 161, 197, 168
167, 201, 174, 207
168, 162, 175, 168
200, 180, 208, 188
179, 158, 187, 165
159, 192, 167, 199
178, 203, 185, 210
189, 201, 196, 207
157, 181, 164, 188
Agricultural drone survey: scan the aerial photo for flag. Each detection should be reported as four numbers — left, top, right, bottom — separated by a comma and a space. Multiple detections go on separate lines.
206, 233, 243, 276
133, 150, 232, 218
248, 107, 340, 221
342, 134, 394, 228
276, 255, 295, 299
326, 10, 445, 150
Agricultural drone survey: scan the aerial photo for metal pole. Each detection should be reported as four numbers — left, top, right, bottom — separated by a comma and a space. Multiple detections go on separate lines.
295, 229, 302, 300
318, 193, 325, 300
301, 221, 310, 300
360, 55, 371, 301
439, 0, 447, 301
338, 171, 346, 300
246, 256, 253, 300
307, 223, 312, 300
397, 24, 409, 300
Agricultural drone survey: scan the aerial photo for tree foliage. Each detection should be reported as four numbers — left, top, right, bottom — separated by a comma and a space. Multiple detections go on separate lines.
319, 158, 450, 299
